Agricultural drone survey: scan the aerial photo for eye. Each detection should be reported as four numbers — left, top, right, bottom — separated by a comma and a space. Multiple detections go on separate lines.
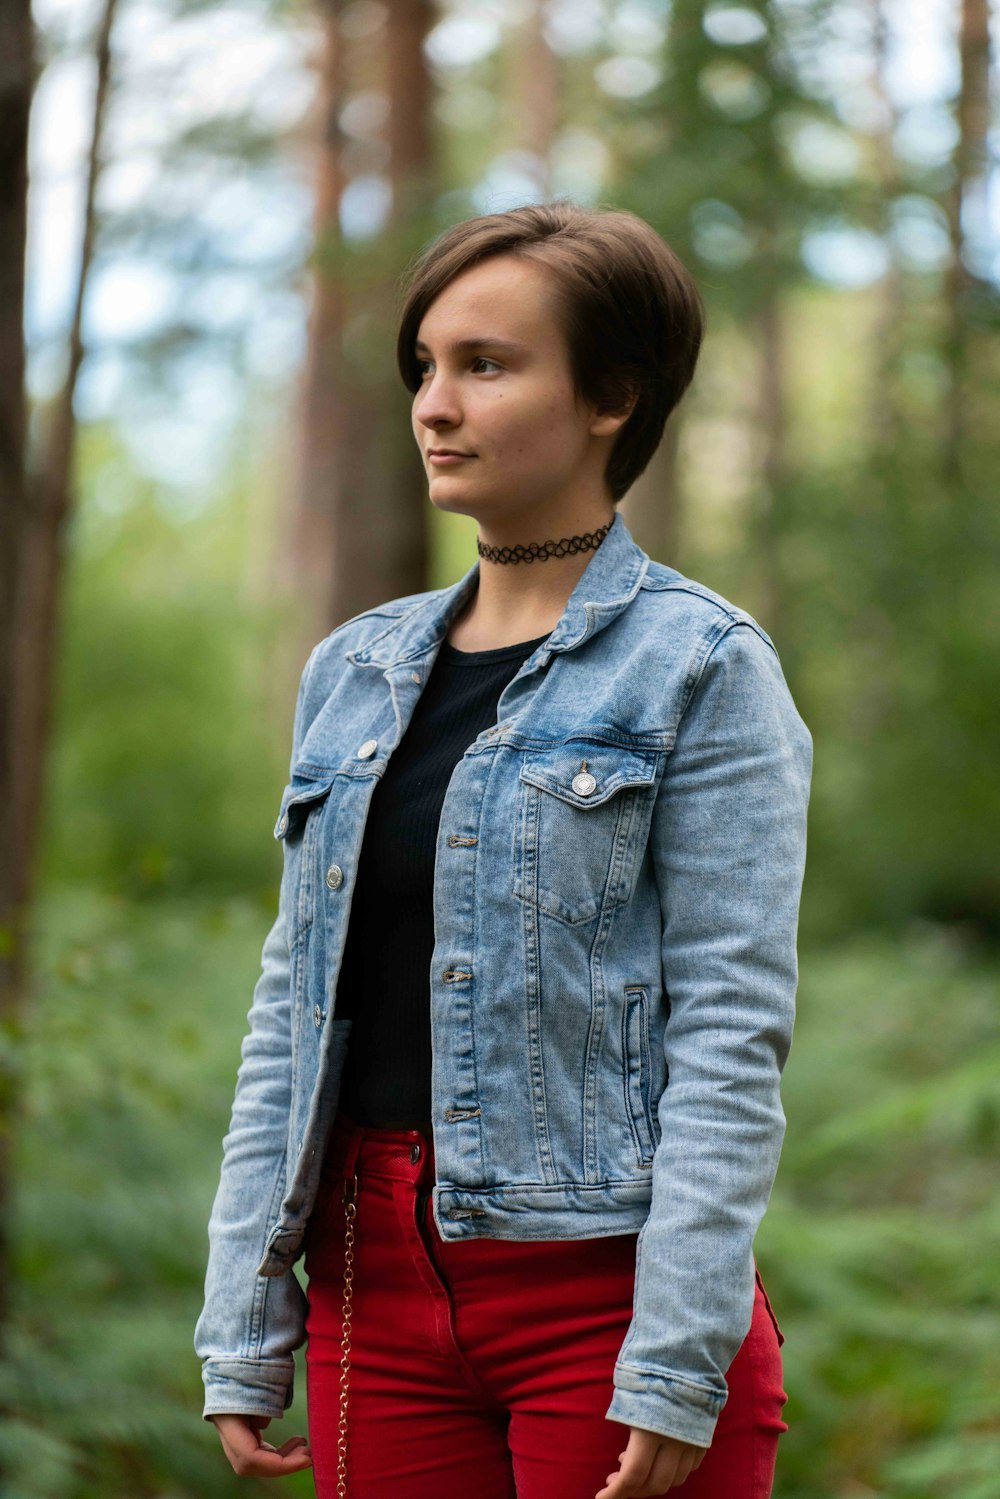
415, 356, 502, 379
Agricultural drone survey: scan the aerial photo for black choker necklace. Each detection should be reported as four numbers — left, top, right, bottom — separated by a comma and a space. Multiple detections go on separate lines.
477, 520, 612, 565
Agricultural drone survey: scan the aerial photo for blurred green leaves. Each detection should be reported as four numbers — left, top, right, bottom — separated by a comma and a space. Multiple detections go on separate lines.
755, 926, 1000, 1497
4, 883, 315, 1498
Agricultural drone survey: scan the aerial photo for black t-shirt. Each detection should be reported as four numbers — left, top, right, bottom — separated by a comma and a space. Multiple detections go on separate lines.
335, 629, 550, 1133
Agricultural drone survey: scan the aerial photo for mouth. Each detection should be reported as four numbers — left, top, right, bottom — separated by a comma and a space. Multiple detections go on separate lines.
428, 451, 475, 463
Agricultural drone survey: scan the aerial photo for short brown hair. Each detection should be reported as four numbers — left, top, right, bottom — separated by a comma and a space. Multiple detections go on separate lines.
395, 198, 705, 504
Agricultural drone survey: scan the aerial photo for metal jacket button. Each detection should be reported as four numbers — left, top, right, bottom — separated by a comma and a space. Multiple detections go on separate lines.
325, 864, 343, 889
357, 739, 378, 758
313, 1005, 323, 1028
572, 771, 597, 795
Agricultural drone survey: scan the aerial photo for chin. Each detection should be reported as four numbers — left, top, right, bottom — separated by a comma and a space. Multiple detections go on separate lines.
427, 492, 482, 520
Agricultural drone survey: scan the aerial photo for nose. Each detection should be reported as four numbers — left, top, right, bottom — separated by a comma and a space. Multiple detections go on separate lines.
415, 372, 463, 432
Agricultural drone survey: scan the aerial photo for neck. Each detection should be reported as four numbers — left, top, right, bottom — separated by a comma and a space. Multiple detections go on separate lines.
449, 509, 615, 649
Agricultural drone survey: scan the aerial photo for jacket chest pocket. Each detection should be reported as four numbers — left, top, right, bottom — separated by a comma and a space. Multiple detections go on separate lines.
274, 772, 337, 946
512, 742, 661, 926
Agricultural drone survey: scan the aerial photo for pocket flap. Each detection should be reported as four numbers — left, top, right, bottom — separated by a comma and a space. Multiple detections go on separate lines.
518, 743, 659, 808
274, 774, 336, 839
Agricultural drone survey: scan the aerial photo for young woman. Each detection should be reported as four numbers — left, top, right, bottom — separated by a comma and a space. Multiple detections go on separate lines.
195, 199, 811, 1499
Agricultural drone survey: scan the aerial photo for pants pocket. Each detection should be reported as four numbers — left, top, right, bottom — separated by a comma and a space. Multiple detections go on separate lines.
303, 1163, 344, 1270
754, 1265, 785, 1347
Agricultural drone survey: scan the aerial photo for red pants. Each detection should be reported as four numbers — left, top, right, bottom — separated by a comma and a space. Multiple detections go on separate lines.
303, 1111, 789, 1498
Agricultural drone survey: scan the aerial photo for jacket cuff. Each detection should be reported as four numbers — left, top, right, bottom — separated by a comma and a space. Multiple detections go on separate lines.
200, 1357, 296, 1423
605, 1363, 724, 1449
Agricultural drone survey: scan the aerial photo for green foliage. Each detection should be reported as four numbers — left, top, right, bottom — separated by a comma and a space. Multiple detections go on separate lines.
3, 884, 316, 1498
43, 457, 299, 902
754, 924, 1000, 1497
776, 437, 1000, 942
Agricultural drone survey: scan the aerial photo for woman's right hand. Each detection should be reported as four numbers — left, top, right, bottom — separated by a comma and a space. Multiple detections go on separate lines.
211, 1413, 313, 1477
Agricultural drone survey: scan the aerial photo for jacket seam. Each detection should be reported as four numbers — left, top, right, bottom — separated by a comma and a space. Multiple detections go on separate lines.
614, 1359, 723, 1401
246, 1161, 289, 1354
333, 590, 448, 657
295, 607, 410, 748
677, 618, 778, 724
203, 1355, 294, 1370
305, 600, 426, 685
641, 574, 767, 626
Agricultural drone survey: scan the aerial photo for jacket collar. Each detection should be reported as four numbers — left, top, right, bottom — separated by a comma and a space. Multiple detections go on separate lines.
346, 510, 651, 669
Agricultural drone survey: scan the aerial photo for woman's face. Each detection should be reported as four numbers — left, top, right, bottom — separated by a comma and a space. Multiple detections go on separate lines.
411, 254, 622, 531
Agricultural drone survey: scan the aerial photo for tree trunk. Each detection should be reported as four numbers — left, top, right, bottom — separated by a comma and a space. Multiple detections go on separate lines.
754, 236, 788, 650
290, 0, 437, 676
868, 0, 905, 457
942, 0, 990, 484
0, 0, 36, 1378
0, 0, 116, 1391
506, 0, 560, 192
625, 410, 681, 567
287, 0, 349, 647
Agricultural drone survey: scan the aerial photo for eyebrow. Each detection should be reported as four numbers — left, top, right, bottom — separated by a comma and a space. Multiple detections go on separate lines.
413, 336, 528, 356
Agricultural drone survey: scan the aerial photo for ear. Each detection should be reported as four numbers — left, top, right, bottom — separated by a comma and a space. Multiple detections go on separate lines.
591, 387, 639, 439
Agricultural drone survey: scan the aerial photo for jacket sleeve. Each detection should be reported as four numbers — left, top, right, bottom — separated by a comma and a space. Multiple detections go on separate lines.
193, 642, 323, 1422
605, 620, 812, 1448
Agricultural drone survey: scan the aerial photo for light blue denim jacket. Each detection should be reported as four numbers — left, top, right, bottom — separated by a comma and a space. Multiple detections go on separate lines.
194, 511, 812, 1448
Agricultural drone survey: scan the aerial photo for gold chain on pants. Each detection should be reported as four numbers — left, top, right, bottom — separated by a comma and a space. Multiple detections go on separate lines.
337, 1173, 358, 1498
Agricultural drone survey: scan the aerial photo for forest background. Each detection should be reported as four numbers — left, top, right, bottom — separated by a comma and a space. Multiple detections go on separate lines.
1, 0, 998, 1495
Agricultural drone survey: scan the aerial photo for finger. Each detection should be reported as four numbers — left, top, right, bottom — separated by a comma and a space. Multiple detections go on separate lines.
594, 1448, 630, 1497
595, 1471, 629, 1499
228, 1447, 314, 1477
676, 1447, 708, 1485
679, 1442, 709, 1480
275, 1436, 312, 1458
648, 1449, 684, 1489
596, 1460, 658, 1499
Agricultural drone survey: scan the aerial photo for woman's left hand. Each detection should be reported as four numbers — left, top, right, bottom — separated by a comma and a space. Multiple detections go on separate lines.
595, 1424, 708, 1497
